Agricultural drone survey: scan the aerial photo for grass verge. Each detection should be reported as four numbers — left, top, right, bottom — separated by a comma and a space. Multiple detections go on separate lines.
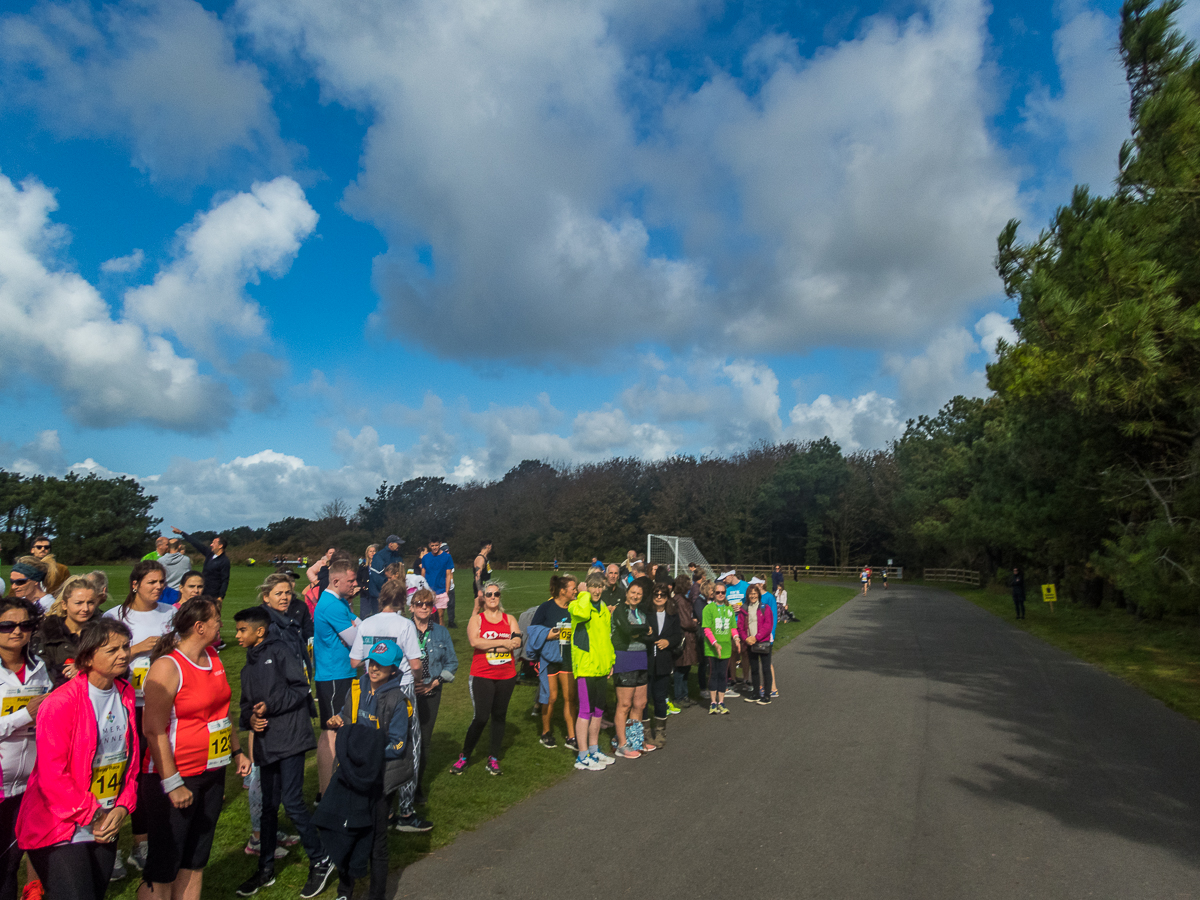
940, 581, 1200, 724
19, 565, 855, 896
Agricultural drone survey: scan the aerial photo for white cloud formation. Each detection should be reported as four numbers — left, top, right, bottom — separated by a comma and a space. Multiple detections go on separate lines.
884, 321, 992, 414
123, 177, 318, 356
5, 430, 67, 476
0, 0, 287, 180
100, 249, 145, 274
974, 311, 1017, 362
787, 392, 904, 451
1023, 2, 1131, 195
0, 170, 232, 430
237, 0, 1021, 360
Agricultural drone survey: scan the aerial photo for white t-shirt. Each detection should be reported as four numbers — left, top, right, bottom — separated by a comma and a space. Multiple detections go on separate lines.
349, 612, 421, 686
35, 594, 54, 614
405, 573, 429, 600
656, 610, 666, 632
73, 682, 128, 843
105, 604, 176, 704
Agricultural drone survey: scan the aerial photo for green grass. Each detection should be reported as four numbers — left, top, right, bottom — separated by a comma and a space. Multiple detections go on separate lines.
939, 580, 1200, 724
12, 565, 855, 895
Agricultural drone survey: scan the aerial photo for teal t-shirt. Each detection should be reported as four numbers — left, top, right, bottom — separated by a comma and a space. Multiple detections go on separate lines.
702, 603, 735, 659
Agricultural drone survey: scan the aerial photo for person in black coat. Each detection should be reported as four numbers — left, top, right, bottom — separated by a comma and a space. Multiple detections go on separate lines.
173, 526, 231, 602
258, 573, 315, 678
312, 723, 384, 900
1011, 567, 1026, 620
646, 584, 682, 747
234, 607, 333, 897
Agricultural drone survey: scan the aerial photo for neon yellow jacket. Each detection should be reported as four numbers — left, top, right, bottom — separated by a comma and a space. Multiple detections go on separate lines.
567, 590, 615, 677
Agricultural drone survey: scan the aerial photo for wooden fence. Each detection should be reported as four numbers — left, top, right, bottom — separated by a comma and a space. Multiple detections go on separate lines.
922, 568, 981, 586
505, 561, 594, 571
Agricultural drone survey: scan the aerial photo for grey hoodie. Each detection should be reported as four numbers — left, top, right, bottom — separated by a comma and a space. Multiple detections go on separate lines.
158, 551, 193, 588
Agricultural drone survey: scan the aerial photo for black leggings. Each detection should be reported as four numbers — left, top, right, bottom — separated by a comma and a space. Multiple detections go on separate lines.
650, 673, 671, 719
416, 688, 442, 793
29, 842, 117, 900
748, 647, 773, 697
463, 676, 516, 760
0, 795, 20, 900
707, 655, 729, 693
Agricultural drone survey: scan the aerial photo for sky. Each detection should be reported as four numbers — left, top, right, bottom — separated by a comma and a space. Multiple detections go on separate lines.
1, 0, 1193, 531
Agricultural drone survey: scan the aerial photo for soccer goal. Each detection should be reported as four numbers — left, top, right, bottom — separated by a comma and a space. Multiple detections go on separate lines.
646, 534, 716, 581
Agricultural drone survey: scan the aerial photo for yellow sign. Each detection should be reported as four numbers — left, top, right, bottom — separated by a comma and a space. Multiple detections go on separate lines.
1041, 584, 1058, 603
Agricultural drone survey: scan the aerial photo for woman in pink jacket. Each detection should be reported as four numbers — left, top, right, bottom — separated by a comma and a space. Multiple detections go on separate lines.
16, 617, 138, 900
735, 584, 774, 706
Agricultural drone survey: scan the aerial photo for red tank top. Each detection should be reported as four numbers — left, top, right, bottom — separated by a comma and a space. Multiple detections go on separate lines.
470, 612, 516, 679
167, 647, 233, 777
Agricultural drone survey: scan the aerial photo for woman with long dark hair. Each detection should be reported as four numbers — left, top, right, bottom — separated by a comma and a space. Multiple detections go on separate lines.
646, 584, 682, 747
139, 597, 252, 900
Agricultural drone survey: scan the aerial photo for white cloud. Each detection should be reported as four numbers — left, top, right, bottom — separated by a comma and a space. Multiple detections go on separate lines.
885, 325, 989, 414
0, 170, 232, 431
123, 177, 318, 356
0, 0, 288, 181
787, 392, 904, 451
974, 311, 1016, 362
1024, 4, 1131, 196
100, 249, 145, 274
6, 430, 66, 476
237, 0, 1021, 359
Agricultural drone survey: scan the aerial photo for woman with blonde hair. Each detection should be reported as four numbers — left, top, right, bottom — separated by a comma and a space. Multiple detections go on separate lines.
39, 576, 102, 687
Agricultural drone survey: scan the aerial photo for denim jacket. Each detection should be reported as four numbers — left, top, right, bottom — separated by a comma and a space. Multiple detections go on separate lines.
414, 621, 459, 686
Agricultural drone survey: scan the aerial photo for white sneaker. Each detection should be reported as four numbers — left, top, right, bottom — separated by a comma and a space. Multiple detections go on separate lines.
110, 851, 127, 881
574, 754, 605, 771
127, 842, 148, 871
591, 751, 616, 767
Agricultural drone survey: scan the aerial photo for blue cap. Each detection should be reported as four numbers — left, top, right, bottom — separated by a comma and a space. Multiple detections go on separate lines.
367, 639, 401, 667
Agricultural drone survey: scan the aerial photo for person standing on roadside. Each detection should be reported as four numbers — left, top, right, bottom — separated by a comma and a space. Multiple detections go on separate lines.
671, 574, 698, 707
172, 528, 230, 604
703, 583, 737, 713
313, 560, 362, 795
529, 576, 577, 751
409, 588, 457, 805
1011, 568, 1026, 620
366, 536, 404, 621
421, 540, 455, 628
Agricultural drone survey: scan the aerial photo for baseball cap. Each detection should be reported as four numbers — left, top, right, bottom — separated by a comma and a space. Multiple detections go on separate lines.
386, 535, 404, 545
367, 639, 401, 667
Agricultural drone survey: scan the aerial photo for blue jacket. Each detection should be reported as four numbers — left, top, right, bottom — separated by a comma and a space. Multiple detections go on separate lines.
525, 622, 562, 664
343, 672, 414, 795
368, 546, 405, 600
415, 622, 459, 686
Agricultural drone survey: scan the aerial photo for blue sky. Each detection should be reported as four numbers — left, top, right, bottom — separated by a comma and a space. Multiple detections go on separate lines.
0, 0, 1184, 530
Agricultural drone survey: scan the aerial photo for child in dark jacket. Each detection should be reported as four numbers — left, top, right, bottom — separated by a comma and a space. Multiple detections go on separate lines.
318, 638, 413, 900
234, 607, 334, 898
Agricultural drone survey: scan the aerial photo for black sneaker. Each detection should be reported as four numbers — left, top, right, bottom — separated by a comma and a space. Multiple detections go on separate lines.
564, 737, 579, 752
335, 876, 354, 900
538, 732, 556, 749
236, 870, 276, 896
393, 814, 434, 833
300, 857, 335, 899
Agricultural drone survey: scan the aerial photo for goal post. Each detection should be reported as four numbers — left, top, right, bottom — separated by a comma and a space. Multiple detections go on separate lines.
646, 534, 716, 581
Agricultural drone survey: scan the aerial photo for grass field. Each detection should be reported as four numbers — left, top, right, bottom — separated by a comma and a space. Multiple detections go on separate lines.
12, 565, 857, 897
937, 581, 1200, 724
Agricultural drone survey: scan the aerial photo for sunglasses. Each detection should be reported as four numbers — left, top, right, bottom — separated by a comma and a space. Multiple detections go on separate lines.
32, 545, 49, 550
483, 592, 501, 598
0, 621, 35, 634
412, 601, 433, 608
8, 578, 28, 587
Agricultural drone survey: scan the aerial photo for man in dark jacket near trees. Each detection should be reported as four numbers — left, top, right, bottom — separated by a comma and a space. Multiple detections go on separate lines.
234, 607, 334, 898
366, 535, 405, 619
173, 525, 231, 602
1011, 567, 1026, 620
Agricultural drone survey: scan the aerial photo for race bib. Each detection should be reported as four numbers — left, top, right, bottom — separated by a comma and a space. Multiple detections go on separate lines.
132, 657, 151, 696
486, 648, 513, 666
206, 717, 232, 769
558, 624, 572, 646
91, 752, 128, 808
1, 686, 47, 717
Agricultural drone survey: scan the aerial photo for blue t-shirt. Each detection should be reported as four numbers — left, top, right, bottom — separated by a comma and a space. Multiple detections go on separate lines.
762, 591, 779, 641
421, 551, 455, 593
725, 580, 749, 608
313, 590, 359, 681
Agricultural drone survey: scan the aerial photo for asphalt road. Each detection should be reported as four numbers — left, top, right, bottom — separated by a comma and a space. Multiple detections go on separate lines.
389, 585, 1200, 899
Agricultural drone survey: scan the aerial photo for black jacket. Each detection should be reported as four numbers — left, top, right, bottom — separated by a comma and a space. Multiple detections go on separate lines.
265, 601, 313, 676
238, 634, 316, 766
312, 723, 384, 878
645, 607, 682, 676
611, 601, 653, 653
182, 532, 231, 600
37, 614, 82, 688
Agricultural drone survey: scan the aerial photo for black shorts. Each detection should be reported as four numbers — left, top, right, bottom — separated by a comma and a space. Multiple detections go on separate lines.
613, 669, 648, 688
316, 678, 353, 729
545, 661, 570, 676
142, 768, 225, 884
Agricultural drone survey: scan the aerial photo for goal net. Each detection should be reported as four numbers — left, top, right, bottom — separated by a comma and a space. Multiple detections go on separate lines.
646, 534, 716, 581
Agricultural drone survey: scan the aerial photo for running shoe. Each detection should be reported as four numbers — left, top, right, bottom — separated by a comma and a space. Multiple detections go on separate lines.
243, 838, 288, 859
700, 690, 711, 700
641, 741, 657, 753
278, 831, 301, 847
394, 814, 434, 832
109, 851, 127, 881
743, 693, 758, 703
717, 704, 731, 715
236, 871, 277, 896
335, 878, 354, 900
300, 858, 335, 899
666, 701, 681, 716
591, 751, 616, 767
615, 745, 641, 759
485, 757, 502, 776
565, 737, 579, 752
450, 754, 468, 774
709, 703, 720, 714
771, 690, 779, 698
538, 732, 556, 749
757, 697, 771, 706
127, 842, 149, 871
19, 881, 42, 900
574, 754, 604, 771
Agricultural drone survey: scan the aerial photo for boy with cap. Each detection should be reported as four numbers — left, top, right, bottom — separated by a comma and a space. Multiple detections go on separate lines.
234, 607, 334, 898
321, 639, 413, 900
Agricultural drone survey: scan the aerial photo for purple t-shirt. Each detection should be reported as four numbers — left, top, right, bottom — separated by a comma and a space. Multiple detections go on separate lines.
614, 649, 646, 673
